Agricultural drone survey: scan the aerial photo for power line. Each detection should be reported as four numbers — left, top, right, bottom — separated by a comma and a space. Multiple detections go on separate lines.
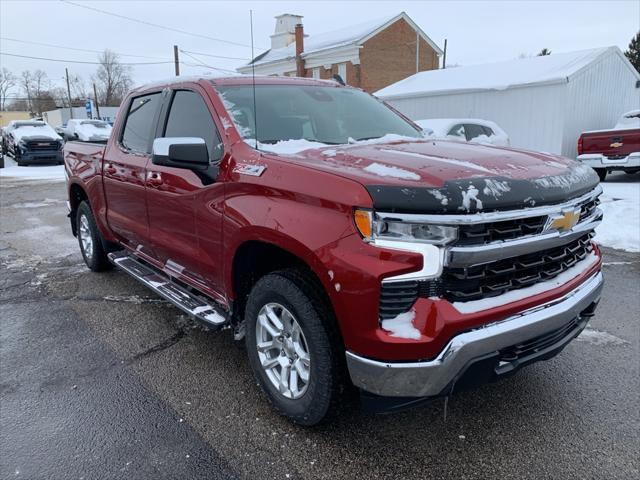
60, 0, 266, 50
180, 49, 249, 61
0, 36, 170, 60
179, 50, 238, 74
1, 52, 173, 66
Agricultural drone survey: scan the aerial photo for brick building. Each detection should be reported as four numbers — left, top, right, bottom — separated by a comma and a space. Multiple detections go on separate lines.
237, 12, 443, 93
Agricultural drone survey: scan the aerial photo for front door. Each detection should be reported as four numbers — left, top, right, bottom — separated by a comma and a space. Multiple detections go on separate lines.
145, 88, 226, 297
103, 91, 163, 251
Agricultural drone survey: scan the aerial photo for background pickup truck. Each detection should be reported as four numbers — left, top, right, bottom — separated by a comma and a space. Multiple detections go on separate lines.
3, 120, 63, 166
64, 76, 604, 425
577, 109, 640, 181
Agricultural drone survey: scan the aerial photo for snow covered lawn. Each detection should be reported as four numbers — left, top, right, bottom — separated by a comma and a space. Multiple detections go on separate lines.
596, 173, 640, 252
0, 156, 65, 182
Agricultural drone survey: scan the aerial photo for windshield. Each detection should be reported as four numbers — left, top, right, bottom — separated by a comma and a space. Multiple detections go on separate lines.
216, 84, 420, 145
15, 121, 46, 128
81, 120, 108, 127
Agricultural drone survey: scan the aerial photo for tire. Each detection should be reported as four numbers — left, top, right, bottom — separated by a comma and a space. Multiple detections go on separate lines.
594, 168, 607, 182
245, 269, 345, 426
76, 201, 112, 272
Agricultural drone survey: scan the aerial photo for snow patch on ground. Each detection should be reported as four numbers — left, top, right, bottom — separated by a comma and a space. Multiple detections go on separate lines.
1, 157, 65, 181
453, 252, 599, 314
596, 180, 640, 252
576, 328, 628, 346
363, 162, 420, 180
381, 310, 421, 340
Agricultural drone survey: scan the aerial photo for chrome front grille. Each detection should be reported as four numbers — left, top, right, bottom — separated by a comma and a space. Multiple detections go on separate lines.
455, 216, 546, 245
441, 233, 594, 302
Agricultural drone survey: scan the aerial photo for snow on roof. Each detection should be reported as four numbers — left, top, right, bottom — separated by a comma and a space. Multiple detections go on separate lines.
244, 12, 442, 69
376, 47, 629, 99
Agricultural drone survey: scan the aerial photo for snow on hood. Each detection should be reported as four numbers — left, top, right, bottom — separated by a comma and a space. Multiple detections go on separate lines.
245, 134, 421, 155
263, 138, 599, 213
12, 124, 60, 142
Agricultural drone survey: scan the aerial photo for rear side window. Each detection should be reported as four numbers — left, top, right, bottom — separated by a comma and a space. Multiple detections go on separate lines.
121, 92, 162, 153
463, 124, 486, 141
481, 126, 495, 137
448, 124, 465, 138
163, 90, 221, 162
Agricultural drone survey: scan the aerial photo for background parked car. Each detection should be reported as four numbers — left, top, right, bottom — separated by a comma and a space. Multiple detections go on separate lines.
415, 118, 510, 147
577, 110, 640, 181
63, 119, 113, 142
3, 120, 63, 166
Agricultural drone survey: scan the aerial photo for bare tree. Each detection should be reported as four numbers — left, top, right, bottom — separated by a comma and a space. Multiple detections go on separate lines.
20, 70, 33, 112
0, 68, 16, 111
94, 50, 133, 106
537, 48, 552, 56
19, 69, 55, 115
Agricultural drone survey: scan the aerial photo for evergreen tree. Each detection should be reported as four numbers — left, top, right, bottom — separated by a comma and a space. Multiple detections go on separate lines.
625, 31, 640, 73
537, 48, 551, 56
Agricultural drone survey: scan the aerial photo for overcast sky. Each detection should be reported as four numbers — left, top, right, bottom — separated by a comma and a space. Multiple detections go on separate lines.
1, 0, 638, 97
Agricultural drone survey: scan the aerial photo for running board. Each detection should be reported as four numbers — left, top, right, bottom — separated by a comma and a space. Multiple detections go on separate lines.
108, 251, 229, 329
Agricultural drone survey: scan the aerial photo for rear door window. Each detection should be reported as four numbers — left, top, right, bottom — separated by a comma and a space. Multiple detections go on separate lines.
481, 126, 495, 137
463, 124, 486, 141
121, 92, 162, 153
163, 90, 222, 162
448, 124, 466, 139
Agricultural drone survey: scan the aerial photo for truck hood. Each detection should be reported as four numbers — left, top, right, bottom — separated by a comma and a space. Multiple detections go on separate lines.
278, 139, 600, 213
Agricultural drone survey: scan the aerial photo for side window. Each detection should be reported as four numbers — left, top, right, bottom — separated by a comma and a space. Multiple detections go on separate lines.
464, 124, 486, 141
163, 90, 222, 163
448, 124, 465, 138
482, 125, 495, 137
121, 92, 162, 153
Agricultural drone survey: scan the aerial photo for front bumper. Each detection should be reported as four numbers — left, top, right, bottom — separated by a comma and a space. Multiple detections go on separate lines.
577, 152, 640, 169
346, 271, 603, 397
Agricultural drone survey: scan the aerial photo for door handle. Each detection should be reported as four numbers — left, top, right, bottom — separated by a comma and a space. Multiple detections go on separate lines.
105, 163, 117, 175
147, 172, 163, 186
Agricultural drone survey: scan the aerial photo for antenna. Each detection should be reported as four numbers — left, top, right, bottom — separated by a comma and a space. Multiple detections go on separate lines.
250, 10, 259, 151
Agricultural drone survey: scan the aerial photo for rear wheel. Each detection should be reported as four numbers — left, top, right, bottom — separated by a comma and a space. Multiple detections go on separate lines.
245, 269, 345, 426
76, 201, 112, 272
594, 168, 607, 182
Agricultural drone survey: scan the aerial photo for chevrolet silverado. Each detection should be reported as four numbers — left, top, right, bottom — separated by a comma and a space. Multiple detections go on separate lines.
64, 76, 604, 425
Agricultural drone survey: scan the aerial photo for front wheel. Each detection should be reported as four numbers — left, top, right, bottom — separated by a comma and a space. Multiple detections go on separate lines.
76, 201, 112, 272
245, 270, 345, 426
594, 168, 607, 182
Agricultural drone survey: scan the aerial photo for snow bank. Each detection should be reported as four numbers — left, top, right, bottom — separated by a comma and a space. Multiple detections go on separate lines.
596, 179, 640, 252
0, 157, 65, 182
381, 310, 421, 340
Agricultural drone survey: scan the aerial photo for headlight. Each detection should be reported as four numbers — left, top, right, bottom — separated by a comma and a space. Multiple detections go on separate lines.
353, 209, 457, 245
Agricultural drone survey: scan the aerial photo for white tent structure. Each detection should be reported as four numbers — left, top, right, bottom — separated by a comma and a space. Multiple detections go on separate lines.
376, 47, 640, 158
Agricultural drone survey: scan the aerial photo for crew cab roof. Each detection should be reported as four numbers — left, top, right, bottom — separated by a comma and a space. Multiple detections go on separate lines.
128, 75, 346, 95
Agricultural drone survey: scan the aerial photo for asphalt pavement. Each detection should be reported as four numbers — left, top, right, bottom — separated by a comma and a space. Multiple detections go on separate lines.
1, 165, 638, 479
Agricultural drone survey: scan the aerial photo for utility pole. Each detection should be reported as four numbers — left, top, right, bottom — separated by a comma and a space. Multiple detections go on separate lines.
173, 45, 180, 76
442, 39, 448, 69
93, 82, 101, 119
65, 67, 73, 120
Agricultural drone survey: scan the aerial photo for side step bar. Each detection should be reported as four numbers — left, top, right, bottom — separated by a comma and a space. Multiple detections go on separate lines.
108, 251, 229, 329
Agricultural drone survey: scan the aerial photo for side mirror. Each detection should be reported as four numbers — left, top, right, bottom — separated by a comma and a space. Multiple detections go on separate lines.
152, 137, 209, 170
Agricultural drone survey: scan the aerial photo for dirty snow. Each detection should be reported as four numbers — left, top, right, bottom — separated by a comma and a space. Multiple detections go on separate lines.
596, 177, 640, 252
0, 157, 65, 181
576, 328, 628, 346
381, 310, 421, 340
364, 162, 420, 180
453, 252, 599, 314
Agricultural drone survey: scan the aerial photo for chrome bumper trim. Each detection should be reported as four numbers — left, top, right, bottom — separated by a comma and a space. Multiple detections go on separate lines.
346, 271, 603, 397
447, 212, 601, 267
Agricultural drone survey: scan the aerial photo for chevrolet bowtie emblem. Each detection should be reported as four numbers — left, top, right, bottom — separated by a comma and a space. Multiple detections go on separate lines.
610, 142, 623, 148
547, 209, 581, 233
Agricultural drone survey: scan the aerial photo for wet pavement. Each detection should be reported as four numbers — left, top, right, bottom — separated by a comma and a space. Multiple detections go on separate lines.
1, 167, 638, 479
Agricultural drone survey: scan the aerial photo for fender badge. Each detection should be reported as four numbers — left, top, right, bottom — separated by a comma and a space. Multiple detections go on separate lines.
233, 164, 266, 177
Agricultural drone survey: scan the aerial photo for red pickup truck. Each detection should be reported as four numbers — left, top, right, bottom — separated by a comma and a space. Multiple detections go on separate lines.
64, 76, 604, 425
577, 110, 640, 181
